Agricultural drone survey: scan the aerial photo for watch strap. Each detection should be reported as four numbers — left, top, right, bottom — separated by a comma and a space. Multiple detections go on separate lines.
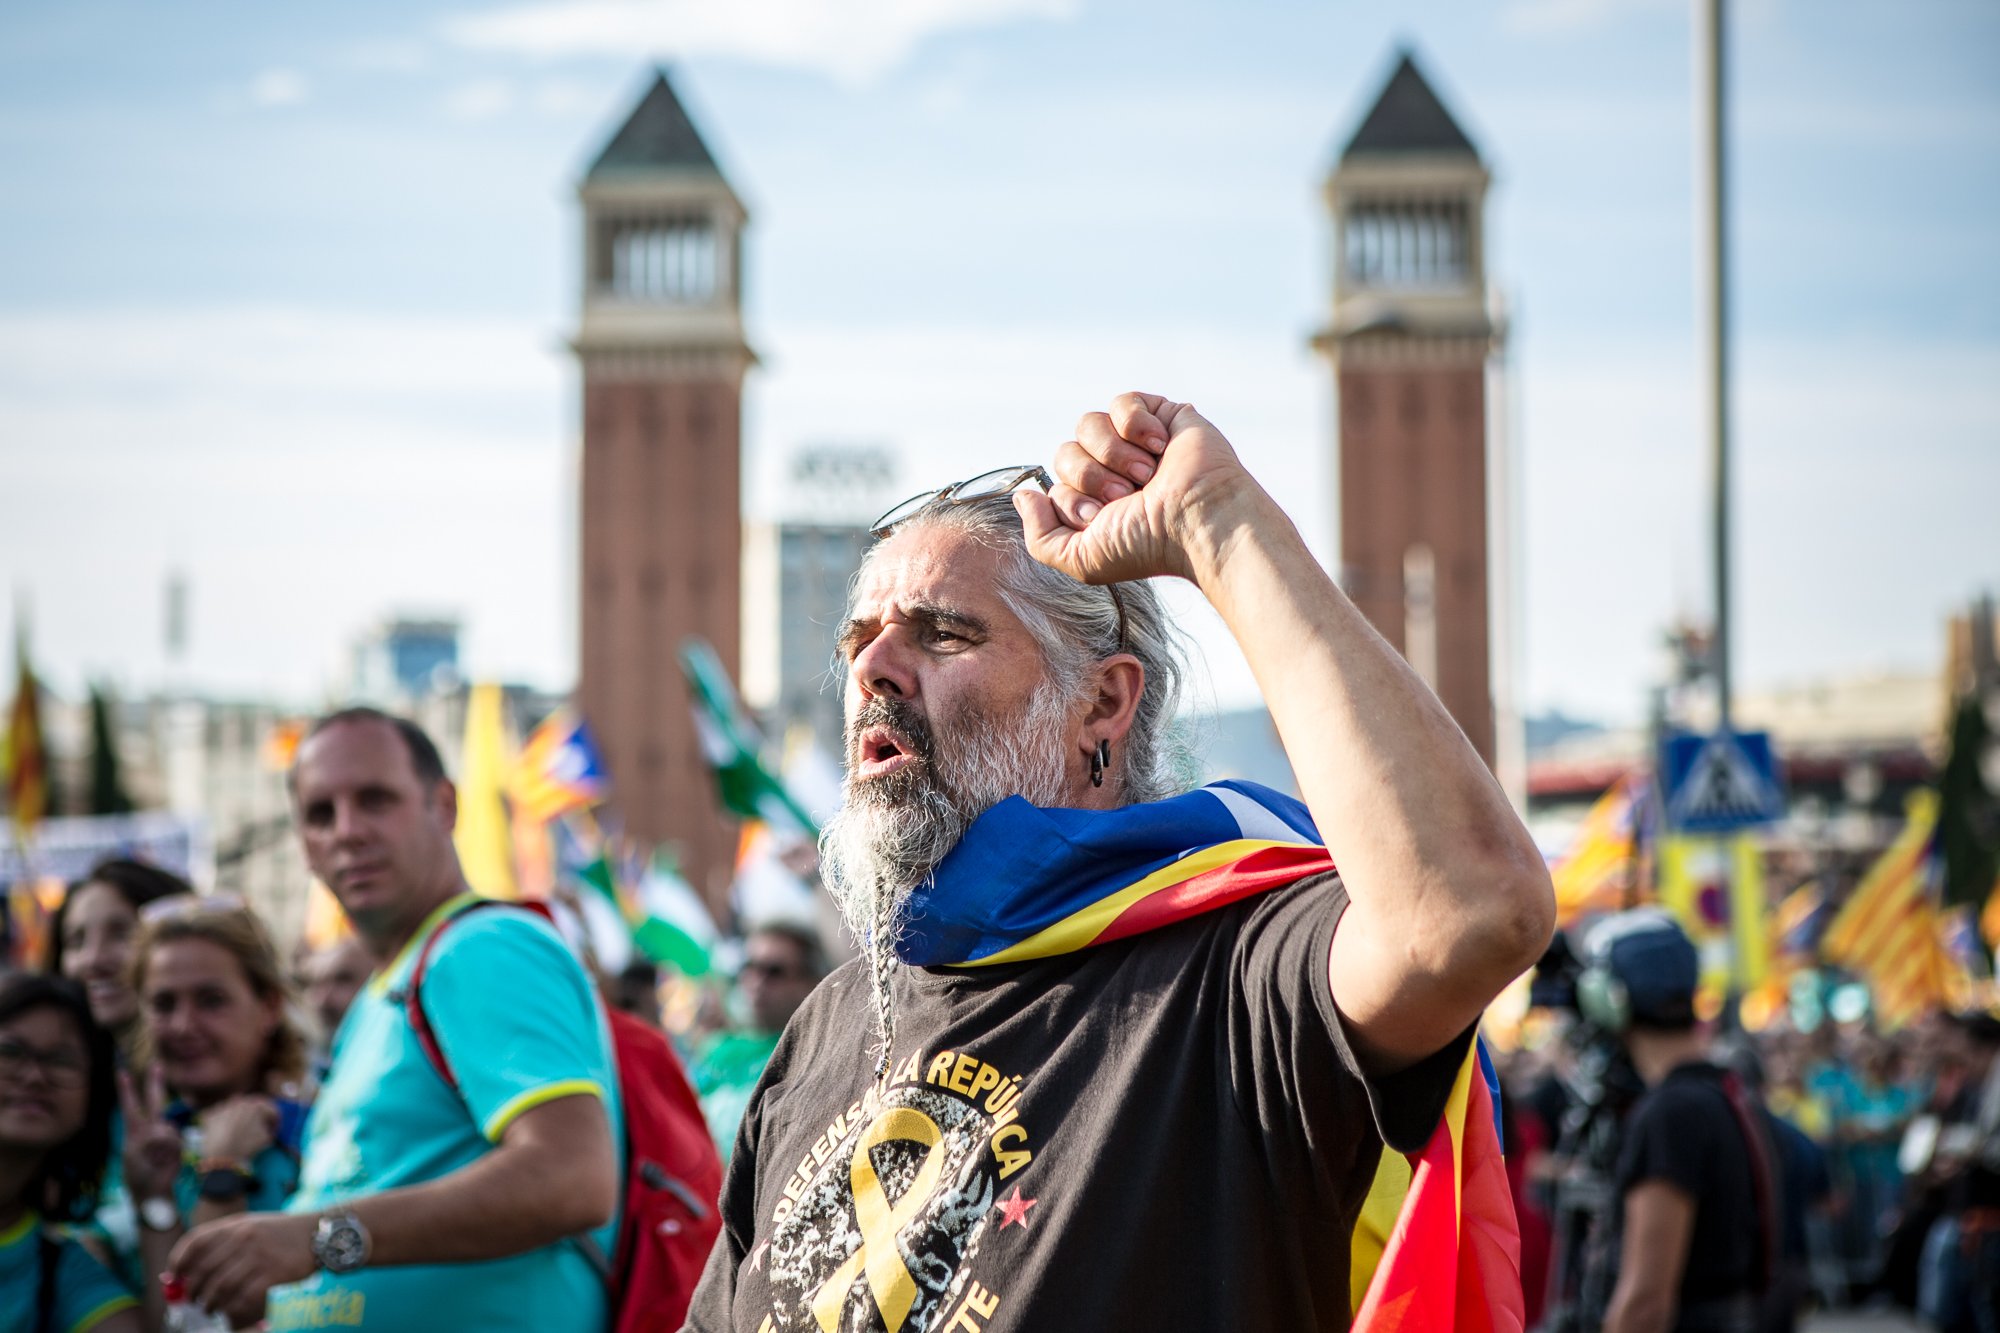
198, 1167, 251, 1202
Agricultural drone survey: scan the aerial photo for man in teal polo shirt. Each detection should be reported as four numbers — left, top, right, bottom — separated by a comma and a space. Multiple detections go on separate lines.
168, 708, 622, 1330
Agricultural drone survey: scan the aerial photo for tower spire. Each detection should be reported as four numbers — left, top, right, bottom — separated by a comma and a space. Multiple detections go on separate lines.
1340, 51, 1479, 161
588, 68, 725, 179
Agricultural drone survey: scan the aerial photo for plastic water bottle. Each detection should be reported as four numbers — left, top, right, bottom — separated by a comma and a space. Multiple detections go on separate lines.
161, 1274, 232, 1332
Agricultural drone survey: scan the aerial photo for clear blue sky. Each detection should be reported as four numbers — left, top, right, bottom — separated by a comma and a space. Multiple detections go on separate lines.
2, 0, 1995, 723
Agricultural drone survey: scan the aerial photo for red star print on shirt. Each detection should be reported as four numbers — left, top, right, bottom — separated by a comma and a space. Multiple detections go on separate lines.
994, 1185, 1038, 1229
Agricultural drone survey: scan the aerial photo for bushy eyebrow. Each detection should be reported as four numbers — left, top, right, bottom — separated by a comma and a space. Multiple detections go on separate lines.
835, 600, 991, 660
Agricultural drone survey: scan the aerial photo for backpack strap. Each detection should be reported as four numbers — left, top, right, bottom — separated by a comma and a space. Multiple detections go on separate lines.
1717, 1071, 1781, 1296
397, 897, 557, 1091
393, 896, 618, 1297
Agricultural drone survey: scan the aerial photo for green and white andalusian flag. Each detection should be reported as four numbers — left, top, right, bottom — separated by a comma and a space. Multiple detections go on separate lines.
679, 638, 819, 838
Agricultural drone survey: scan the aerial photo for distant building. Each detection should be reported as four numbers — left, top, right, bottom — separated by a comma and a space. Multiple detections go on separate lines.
573, 70, 754, 904
1188, 707, 1301, 799
1526, 670, 1944, 845
34, 693, 312, 948
1313, 51, 1503, 768
743, 446, 899, 755
350, 617, 461, 702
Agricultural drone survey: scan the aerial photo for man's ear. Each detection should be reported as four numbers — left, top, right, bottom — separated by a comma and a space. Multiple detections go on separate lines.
1082, 653, 1146, 750
431, 779, 459, 834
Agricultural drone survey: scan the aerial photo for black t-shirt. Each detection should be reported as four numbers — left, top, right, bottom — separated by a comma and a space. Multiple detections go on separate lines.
684, 874, 1473, 1333
1612, 1061, 1767, 1305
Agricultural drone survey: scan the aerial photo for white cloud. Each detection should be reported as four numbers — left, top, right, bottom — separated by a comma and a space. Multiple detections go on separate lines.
248, 68, 309, 107
443, 78, 519, 122
1501, 0, 1676, 35
336, 39, 431, 74
529, 78, 604, 116
0, 308, 570, 701
441, 0, 1076, 84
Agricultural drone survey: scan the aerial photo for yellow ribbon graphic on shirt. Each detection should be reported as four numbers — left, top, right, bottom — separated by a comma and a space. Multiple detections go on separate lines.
810, 1108, 947, 1333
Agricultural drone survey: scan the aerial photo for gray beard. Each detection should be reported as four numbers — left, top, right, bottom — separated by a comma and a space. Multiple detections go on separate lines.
819, 677, 1076, 1061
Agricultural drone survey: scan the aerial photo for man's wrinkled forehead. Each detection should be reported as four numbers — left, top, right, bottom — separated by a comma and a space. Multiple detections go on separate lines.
845, 526, 1013, 636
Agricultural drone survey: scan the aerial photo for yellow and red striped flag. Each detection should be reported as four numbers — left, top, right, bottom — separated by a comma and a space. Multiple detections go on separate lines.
1350, 1040, 1523, 1331
507, 707, 609, 825
1821, 791, 1962, 1028
1551, 773, 1646, 927
2, 628, 47, 841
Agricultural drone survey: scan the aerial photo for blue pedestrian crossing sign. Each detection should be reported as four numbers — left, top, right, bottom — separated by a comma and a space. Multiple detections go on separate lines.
1662, 730, 1786, 833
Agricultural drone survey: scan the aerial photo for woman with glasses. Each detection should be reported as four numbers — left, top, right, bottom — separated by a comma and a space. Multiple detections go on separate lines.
48, 859, 194, 1059
105, 897, 311, 1323
0, 973, 142, 1332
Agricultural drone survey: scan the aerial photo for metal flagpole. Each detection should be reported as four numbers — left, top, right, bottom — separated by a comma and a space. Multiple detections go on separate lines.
1699, 0, 1733, 731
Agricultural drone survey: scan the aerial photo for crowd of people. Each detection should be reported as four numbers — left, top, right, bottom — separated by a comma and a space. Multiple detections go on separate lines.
1493, 913, 2000, 1333
5, 392, 1972, 1332
0, 714, 821, 1332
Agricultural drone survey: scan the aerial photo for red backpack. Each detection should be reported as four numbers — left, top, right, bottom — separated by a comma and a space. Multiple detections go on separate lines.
402, 898, 725, 1333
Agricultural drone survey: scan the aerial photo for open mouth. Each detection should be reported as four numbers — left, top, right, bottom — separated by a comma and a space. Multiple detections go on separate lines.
855, 726, 916, 780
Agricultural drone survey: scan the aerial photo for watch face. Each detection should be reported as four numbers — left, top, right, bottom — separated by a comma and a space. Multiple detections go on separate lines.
140, 1197, 180, 1232
316, 1215, 369, 1274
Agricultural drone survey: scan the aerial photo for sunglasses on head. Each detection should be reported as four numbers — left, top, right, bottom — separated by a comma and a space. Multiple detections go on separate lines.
870, 464, 1130, 655
141, 892, 250, 926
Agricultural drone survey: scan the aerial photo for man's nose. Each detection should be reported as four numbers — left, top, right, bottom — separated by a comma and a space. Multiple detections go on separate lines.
849, 628, 917, 702
330, 799, 365, 842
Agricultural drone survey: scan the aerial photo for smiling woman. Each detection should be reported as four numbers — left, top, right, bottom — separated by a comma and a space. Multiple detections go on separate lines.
98, 898, 312, 1324
0, 973, 141, 1333
49, 860, 195, 1059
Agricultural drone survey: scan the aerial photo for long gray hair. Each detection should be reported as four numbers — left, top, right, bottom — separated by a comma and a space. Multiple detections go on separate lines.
853, 490, 1193, 803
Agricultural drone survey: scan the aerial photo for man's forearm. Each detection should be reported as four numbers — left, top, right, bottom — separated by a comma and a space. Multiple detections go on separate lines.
347, 1156, 585, 1265
1180, 483, 1552, 1049
340, 1097, 616, 1267
1603, 1282, 1675, 1333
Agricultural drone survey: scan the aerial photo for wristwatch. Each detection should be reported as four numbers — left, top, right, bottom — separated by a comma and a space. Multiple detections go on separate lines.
138, 1197, 179, 1232
198, 1168, 251, 1203
312, 1210, 371, 1275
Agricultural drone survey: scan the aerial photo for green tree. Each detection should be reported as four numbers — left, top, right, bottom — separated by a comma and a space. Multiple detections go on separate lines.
86, 684, 133, 815
1939, 693, 1999, 910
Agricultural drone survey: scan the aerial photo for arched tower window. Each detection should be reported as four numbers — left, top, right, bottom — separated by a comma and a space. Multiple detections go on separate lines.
1343, 198, 1469, 291
596, 215, 719, 303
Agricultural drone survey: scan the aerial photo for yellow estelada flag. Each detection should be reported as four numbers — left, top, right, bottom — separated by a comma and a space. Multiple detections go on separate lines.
1552, 773, 1646, 926
454, 682, 519, 900
1822, 790, 1956, 1028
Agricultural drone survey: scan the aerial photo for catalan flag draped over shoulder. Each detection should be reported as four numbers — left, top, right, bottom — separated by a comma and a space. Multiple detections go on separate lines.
898, 780, 1524, 1330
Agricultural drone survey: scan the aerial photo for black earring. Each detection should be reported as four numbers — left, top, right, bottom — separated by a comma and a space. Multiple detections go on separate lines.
1090, 739, 1110, 788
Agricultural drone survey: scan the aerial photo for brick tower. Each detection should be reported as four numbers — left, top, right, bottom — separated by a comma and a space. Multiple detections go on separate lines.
575, 70, 752, 902
1313, 52, 1500, 766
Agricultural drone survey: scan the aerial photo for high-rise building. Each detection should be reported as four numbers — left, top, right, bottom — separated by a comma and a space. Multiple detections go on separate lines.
743, 447, 899, 755
350, 617, 461, 702
1314, 52, 1502, 766
574, 71, 753, 900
